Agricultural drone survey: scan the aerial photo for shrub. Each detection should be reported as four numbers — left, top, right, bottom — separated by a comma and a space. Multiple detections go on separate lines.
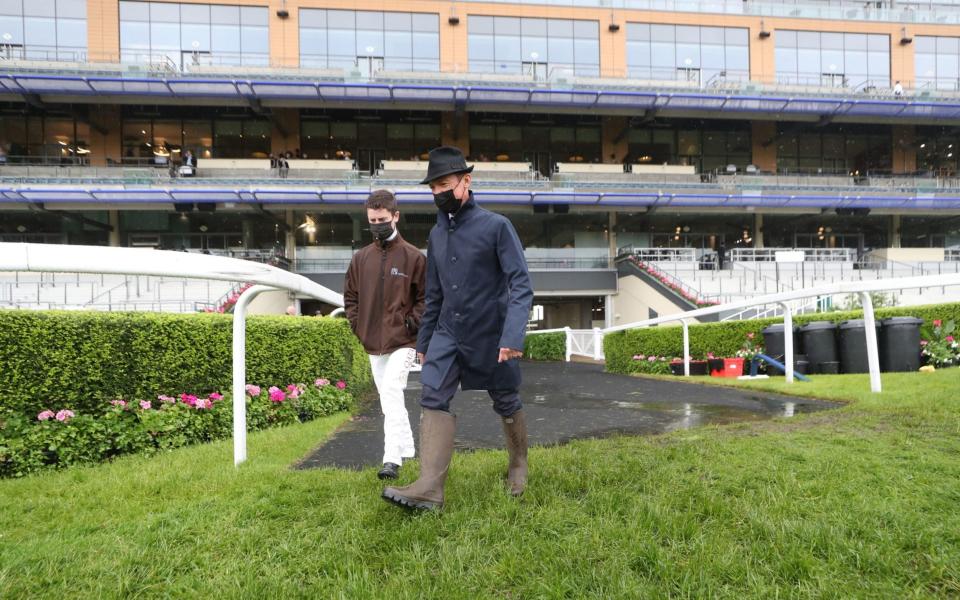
0, 311, 372, 417
524, 332, 566, 361
605, 301, 960, 375
0, 378, 354, 478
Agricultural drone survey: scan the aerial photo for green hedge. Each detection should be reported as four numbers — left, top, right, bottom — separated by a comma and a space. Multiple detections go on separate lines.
0, 311, 372, 416
524, 332, 566, 361
605, 301, 960, 375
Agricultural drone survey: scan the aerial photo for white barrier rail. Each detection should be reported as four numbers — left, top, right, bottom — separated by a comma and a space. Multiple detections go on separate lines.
0, 243, 344, 467
531, 272, 960, 393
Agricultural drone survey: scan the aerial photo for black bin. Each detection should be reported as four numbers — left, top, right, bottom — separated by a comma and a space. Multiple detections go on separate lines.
838, 319, 881, 374
762, 324, 802, 375
800, 321, 838, 374
880, 317, 924, 372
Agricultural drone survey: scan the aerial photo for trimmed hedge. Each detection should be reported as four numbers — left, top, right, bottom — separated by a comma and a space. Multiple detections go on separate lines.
605, 301, 960, 375
524, 332, 566, 361
0, 311, 372, 416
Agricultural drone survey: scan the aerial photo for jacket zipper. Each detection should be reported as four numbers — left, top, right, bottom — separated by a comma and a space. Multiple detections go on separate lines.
377, 246, 387, 354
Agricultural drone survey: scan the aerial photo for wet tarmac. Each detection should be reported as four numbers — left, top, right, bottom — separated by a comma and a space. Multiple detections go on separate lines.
296, 361, 840, 470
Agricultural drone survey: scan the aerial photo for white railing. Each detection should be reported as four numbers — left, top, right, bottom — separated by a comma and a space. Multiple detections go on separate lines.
729, 248, 859, 262
617, 247, 698, 262
947, 249, 960, 262
0, 242, 344, 467
531, 272, 960, 393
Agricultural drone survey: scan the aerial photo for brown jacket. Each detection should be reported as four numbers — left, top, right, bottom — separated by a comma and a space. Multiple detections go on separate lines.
344, 233, 426, 355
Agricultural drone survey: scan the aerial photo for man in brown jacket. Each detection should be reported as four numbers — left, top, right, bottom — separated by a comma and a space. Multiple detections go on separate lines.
344, 190, 427, 479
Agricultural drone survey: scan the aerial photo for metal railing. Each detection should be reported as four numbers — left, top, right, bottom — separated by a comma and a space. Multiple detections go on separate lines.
729, 248, 859, 262
530, 271, 960, 393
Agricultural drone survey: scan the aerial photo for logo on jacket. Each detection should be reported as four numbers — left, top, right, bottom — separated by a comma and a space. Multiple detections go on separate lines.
390, 267, 409, 278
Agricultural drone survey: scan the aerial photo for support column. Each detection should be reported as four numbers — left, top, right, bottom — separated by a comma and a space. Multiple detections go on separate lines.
751, 122, 777, 172
608, 212, 618, 256
890, 214, 902, 248
754, 213, 764, 249
285, 209, 296, 259
441, 111, 470, 156
893, 125, 916, 174
602, 116, 630, 165
108, 210, 121, 247
87, 105, 121, 167
271, 108, 300, 157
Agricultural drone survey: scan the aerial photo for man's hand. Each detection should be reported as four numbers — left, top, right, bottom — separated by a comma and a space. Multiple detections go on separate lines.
417, 352, 425, 364
498, 347, 523, 363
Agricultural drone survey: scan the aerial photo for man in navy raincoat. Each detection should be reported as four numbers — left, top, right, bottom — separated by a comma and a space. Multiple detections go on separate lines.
383, 146, 534, 511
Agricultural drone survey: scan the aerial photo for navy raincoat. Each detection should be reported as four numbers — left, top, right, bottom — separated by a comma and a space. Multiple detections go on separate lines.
416, 193, 534, 391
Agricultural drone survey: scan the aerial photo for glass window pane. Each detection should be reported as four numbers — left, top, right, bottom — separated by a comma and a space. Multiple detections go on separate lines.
574, 39, 598, 67
522, 35, 547, 61
726, 45, 749, 72
845, 33, 867, 51
725, 28, 747, 46
822, 49, 843, 73
914, 36, 934, 54
495, 17, 520, 36
916, 53, 936, 79
549, 36, 573, 65
775, 47, 796, 74
676, 25, 698, 43
700, 26, 723, 44
180, 4, 208, 24
240, 6, 266, 26
521, 17, 546, 37
845, 50, 867, 75
0, 15, 23, 43
356, 10, 382, 30
470, 15, 493, 35
25, 16, 56, 45
0, 0, 22, 16
411, 13, 436, 32
468, 33, 494, 67
777, 30, 796, 47
548, 19, 572, 38
120, 21, 149, 51
797, 31, 819, 48
384, 11, 410, 32
356, 29, 382, 56
627, 40, 650, 69
328, 28, 355, 60
24, 0, 55, 18
868, 34, 888, 52
150, 22, 179, 50
821, 32, 843, 50
385, 30, 411, 57
495, 34, 521, 65
651, 24, 673, 42
412, 31, 438, 60
627, 23, 649, 42
150, 3, 179, 23
240, 25, 267, 54
937, 36, 959, 54
676, 42, 699, 67
573, 20, 597, 39
212, 25, 240, 53
328, 9, 353, 29
182, 24, 210, 51
56, 17, 85, 47
57, 0, 84, 19
211, 5, 239, 25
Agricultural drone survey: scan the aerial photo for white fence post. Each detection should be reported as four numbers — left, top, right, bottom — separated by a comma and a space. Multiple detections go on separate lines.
780, 302, 794, 383
231, 284, 273, 466
682, 319, 690, 377
564, 326, 572, 362
593, 327, 603, 361
860, 291, 882, 393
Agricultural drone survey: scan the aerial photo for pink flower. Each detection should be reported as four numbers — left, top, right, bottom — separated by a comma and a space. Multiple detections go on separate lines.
245, 384, 261, 397
647, 356, 656, 362
209, 392, 223, 401
947, 336, 955, 343
314, 378, 330, 387
139, 400, 152, 410
933, 319, 942, 328
746, 332, 755, 340
180, 394, 198, 407
37, 410, 55, 421
110, 399, 127, 408
55, 410, 74, 422
707, 352, 716, 359
286, 384, 302, 399
158, 395, 175, 403
268, 386, 286, 403
633, 354, 646, 361
920, 340, 928, 346
335, 380, 347, 389
195, 398, 213, 410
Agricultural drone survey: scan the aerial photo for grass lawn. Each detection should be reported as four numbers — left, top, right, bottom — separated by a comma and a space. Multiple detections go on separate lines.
1, 370, 959, 598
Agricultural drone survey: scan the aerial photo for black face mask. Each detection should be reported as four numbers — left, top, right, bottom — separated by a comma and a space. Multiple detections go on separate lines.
433, 176, 464, 213
370, 221, 394, 243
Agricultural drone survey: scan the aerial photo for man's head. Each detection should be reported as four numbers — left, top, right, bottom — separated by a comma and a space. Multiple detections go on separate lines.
366, 189, 399, 242
420, 146, 474, 213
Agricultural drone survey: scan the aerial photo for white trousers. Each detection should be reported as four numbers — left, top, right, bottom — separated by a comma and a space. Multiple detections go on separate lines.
369, 347, 416, 465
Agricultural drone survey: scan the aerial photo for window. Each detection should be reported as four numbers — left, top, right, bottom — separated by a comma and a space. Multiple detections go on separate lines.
468, 16, 599, 77
299, 9, 439, 72
916, 36, 960, 91
776, 30, 890, 88
0, 0, 86, 61
626, 23, 749, 83
119, 1, 267, 67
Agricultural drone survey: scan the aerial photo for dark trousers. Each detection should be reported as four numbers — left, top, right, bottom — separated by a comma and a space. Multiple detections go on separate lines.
420, 357, 522, 418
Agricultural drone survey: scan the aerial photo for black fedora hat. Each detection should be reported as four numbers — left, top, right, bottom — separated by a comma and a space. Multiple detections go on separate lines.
419, 146, 474, 184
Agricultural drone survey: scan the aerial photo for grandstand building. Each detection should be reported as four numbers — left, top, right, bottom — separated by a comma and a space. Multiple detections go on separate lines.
2, 0, 960, 322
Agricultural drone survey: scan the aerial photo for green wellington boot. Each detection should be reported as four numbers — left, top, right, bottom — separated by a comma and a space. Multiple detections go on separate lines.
382, 409, 456, 510
502, 409, 528, 496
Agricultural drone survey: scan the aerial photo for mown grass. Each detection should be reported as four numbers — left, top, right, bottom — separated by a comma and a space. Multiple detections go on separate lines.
1, 371, 959, 598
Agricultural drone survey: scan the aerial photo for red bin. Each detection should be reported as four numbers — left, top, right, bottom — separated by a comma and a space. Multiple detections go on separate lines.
723, 358, 745, 378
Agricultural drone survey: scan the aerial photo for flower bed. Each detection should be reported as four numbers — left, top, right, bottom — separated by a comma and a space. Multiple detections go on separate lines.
0, 377, 353, 478
921, 319, 960, 368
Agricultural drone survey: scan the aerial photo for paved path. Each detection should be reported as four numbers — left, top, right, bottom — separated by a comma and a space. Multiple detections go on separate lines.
295, 361, 839, 471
